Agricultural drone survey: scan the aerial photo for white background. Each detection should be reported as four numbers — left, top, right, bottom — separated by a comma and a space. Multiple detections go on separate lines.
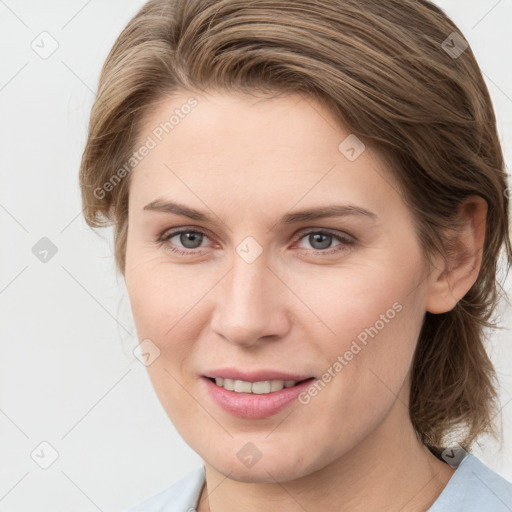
1, 1, 511, 510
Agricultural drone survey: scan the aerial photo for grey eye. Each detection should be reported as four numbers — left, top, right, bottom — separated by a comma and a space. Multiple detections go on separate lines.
176, 231, 204, 249
297, 232, 344, 251
306, 233, 334, 250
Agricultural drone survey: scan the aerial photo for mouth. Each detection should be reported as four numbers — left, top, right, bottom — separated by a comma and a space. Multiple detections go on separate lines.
205, 376, 315, 395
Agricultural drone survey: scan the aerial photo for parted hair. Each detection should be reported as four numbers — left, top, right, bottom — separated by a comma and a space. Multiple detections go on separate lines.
79, 0, 511, 456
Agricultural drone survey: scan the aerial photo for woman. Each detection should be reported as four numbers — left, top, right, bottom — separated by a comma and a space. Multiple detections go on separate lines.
79, 0, 512, 510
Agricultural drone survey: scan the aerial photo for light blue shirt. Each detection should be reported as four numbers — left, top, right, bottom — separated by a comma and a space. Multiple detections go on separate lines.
126, 453, 512, 511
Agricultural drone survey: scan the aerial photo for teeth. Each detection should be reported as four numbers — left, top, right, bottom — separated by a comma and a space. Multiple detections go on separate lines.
234, 380, 252, 393
252, 381, 271, 394
213, 378, 299, 394
270, 380, 284, 392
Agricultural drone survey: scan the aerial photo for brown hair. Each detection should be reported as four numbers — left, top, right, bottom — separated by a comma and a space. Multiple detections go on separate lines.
79, 0, 512, 455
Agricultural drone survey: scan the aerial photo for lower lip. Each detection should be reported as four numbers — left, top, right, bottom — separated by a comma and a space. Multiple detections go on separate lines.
202, 377, 315, 419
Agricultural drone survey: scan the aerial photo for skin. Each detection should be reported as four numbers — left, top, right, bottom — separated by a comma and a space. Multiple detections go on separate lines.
123, 89, 487, 511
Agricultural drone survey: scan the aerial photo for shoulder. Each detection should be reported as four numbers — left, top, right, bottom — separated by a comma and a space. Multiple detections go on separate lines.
428, 453, 512, 512
125, 465, 206, 512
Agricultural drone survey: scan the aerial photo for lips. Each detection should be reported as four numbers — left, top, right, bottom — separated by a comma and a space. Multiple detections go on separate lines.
201, 368, 317, 419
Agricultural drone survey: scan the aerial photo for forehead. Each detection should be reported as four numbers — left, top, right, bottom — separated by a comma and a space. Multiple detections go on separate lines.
138, 89, 338, 159
129, 90, 399, 215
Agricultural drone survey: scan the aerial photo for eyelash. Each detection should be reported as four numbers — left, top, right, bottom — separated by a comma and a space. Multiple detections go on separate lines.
156, 227, 355, 257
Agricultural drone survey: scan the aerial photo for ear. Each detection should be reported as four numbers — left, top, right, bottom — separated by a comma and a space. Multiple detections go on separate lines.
425, 196, 487, 314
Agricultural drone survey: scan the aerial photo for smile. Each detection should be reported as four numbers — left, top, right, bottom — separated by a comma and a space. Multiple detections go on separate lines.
209, 377, 310, 394
203, 376, 316, 419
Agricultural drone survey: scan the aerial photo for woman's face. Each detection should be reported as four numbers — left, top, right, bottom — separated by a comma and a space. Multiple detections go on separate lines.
124, 90, 437, 482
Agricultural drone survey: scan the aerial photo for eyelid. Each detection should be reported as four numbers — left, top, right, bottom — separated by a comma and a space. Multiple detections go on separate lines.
157, 225, 356, 254
158, 225, 215, 245
293, 226, 355, 242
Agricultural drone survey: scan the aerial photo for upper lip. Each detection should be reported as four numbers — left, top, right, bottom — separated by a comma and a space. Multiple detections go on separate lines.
203, 368, 314, 382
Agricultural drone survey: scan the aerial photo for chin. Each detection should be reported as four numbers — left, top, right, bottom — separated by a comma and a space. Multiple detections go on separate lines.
204, 443, 324, 484
212, 461, 310, 484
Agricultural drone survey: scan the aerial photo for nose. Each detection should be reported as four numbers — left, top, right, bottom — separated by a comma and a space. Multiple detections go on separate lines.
210, 250, 293, 348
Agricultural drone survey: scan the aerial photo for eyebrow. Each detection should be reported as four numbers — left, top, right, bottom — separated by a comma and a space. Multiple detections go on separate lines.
143, 199, 377, 225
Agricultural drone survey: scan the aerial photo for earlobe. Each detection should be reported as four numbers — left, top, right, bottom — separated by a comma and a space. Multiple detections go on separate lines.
425, 196, 487, 314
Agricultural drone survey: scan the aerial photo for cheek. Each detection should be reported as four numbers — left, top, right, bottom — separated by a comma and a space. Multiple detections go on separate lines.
124, 259, 209, 428
124, 246, 222, 416
299, 260, 424, 360
125, 264, 202, 362
298, 254, 427, 413
125, 233, 204, 338
291, 287, 424, 470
